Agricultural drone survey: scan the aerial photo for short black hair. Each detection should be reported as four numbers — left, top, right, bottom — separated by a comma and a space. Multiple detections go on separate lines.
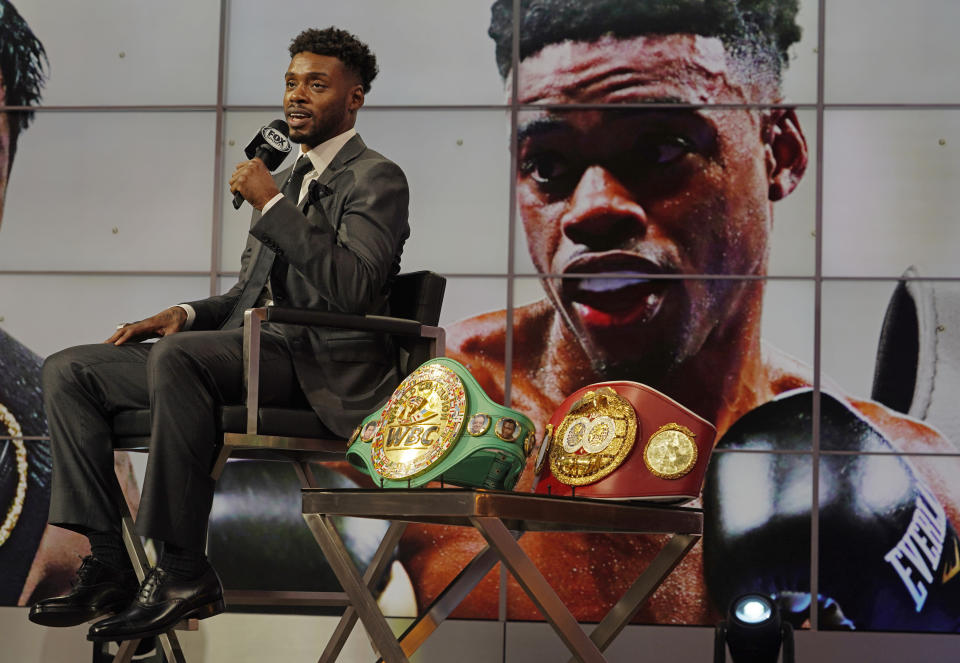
488, 0, 801, 85
0, 0, 46, 166
289, 27, 378, 94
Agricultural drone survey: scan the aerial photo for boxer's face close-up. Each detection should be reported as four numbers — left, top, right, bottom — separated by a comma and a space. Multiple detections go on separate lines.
514, 34, 778, 369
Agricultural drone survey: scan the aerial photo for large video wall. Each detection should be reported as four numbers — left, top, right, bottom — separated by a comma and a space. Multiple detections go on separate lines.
1, 0, 958, 635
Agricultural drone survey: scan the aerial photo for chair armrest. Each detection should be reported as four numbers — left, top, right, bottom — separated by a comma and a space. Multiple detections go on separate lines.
241, 307, 445, 434
263, 307, 445, 353
265, 307, 422, 336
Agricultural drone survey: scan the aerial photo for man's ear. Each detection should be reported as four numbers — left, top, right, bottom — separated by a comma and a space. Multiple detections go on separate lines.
348, 85, 365, 113
764, 108, 808, 201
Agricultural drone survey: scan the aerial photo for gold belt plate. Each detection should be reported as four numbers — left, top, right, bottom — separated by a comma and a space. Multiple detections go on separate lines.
643, 423, 698, 479
550, 387, 638, 486
371, 362, 466, 479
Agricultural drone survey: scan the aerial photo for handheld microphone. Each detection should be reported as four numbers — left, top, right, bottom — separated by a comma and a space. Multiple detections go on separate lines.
232, 119, 293, 209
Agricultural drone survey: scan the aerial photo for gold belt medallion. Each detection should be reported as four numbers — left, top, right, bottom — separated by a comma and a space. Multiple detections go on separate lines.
549, 387, 638, 486
371, 362, 466, 479
643, 423, 698, 479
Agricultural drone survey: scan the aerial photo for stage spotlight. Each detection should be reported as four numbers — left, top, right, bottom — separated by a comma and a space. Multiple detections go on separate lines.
714, 593, 795, 663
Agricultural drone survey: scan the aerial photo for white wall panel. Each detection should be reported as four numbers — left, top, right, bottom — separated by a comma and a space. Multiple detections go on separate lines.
0, 274, 209, 357
0, 111, 217, 271
13, 0, 220, 106
762, 278, 815, 370
821, 279, 902, 400
825, 0, 960, 103
822, 110, 960, 278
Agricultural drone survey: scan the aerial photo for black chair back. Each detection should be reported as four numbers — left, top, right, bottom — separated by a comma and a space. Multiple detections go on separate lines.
390, 271, 446, 373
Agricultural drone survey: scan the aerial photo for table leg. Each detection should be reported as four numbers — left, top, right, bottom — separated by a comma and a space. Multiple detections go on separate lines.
393, 541, 506, 658
470, 517, 606, 663
111, 639, 141, 663
318, 521, 407, 663
304, 513, 409, 663
570, 533, 700, 662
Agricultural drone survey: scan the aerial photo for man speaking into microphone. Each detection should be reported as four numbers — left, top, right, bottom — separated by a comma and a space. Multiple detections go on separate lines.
29, 27, 409, 642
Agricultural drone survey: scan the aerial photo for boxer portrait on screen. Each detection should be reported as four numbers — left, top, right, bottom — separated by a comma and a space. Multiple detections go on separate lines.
397, 0, 960, 631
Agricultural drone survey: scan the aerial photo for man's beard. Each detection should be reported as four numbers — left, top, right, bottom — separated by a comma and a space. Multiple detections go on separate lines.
290, 107, 346, 147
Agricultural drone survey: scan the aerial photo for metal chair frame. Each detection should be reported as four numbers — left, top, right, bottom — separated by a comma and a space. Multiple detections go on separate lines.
102, 272, 446, 663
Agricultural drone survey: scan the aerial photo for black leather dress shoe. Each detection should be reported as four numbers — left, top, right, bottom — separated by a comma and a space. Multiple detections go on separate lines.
28, 556, 137, 627
87, 565, 224, 642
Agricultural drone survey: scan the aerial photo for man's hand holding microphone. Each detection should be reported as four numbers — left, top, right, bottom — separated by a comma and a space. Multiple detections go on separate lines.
229, 119, 292, 211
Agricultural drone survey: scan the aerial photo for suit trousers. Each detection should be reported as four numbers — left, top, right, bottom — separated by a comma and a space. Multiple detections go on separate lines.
42, 327, 305, 552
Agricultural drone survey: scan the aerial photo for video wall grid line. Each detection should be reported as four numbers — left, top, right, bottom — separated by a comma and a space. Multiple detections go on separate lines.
208, 0, 230, 298
807, 0, 827, 631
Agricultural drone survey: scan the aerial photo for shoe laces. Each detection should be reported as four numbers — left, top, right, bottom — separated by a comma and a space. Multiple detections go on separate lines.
137, 567, 167, 602
72, 555, 97, 587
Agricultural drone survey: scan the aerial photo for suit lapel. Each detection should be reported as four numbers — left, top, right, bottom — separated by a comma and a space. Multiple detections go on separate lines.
315, 134, 366, 189
272, 134, 365, 215
303, 135, 366, 224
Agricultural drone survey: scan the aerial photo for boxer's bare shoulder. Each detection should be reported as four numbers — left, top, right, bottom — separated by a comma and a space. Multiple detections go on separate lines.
447, 301, 557, 418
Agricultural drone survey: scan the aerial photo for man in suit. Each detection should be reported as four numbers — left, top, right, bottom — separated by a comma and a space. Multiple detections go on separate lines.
29, 26, 409, 642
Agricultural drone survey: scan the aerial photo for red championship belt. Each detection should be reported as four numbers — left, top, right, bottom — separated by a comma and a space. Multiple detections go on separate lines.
533, 382, 717, 502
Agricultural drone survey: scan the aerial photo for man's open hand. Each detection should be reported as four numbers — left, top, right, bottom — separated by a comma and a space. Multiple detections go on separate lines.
229, 158, 281, 210
105, 306, 187, 345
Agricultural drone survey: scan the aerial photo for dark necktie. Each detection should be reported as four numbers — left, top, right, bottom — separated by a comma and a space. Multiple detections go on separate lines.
282, 155, 315, 205
270, 156, 314, 303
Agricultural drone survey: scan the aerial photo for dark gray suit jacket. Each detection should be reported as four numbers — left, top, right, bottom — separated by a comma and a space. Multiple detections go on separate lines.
185, 134, 410, 437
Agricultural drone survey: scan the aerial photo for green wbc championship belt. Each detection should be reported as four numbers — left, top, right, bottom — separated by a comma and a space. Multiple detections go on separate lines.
346, 358, 535, 490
